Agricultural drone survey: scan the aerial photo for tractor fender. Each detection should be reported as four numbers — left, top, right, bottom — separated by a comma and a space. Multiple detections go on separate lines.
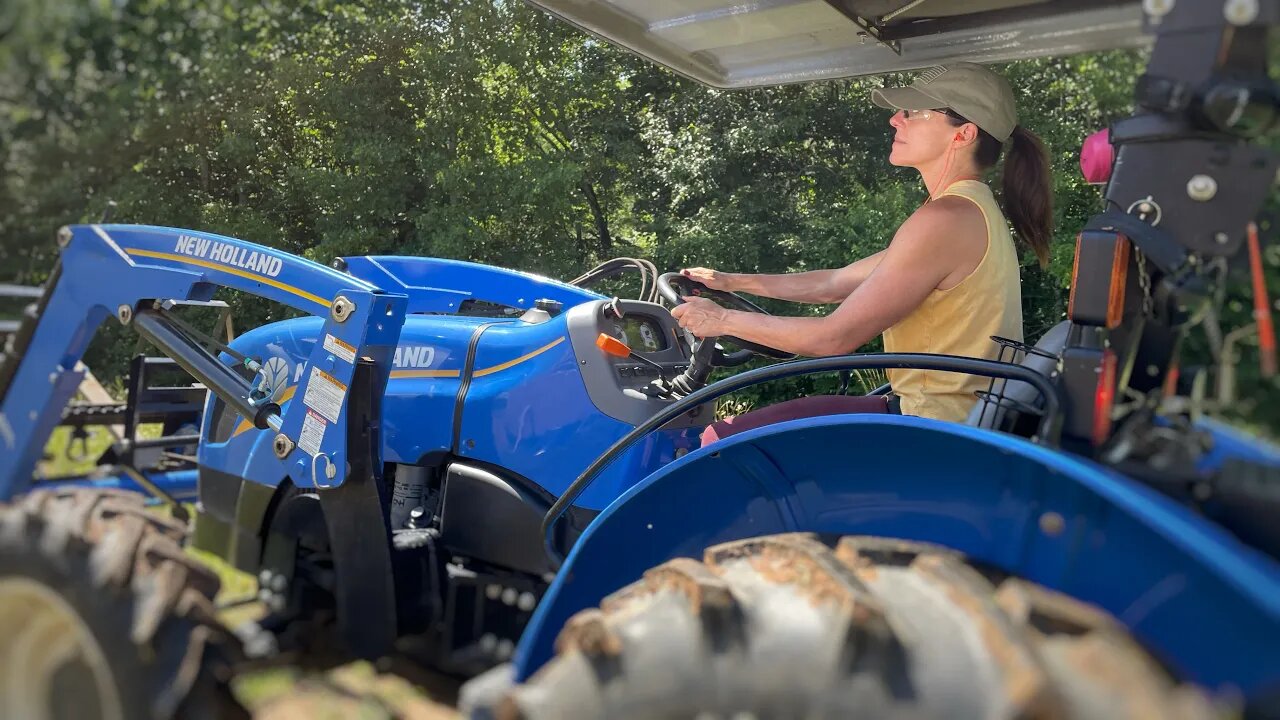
512, 413, 1280, 697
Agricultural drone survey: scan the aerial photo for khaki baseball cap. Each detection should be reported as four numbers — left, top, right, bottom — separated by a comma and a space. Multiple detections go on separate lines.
871, 62, 1017, 143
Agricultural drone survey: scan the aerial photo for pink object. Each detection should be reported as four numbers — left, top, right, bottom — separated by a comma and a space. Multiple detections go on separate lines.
1080, 128, 1114, 185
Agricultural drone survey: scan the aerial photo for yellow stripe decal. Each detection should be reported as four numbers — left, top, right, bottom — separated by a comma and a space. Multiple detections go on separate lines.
473, 337, 565, 378
389, 369, 462, 379
126, 249, 329, 309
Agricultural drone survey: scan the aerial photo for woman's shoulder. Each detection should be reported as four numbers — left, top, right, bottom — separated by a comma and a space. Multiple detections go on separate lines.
906, 194, 987, 238
890, 195, 989, 288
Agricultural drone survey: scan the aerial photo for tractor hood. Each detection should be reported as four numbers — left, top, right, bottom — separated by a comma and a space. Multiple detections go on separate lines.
523, 0, 1147, 88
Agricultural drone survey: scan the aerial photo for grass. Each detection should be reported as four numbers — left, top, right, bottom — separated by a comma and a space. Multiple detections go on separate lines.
37, 425, 123, 478
236, 662, 458, 720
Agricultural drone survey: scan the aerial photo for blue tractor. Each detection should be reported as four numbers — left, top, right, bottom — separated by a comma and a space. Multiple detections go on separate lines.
0, 1, 1277, 718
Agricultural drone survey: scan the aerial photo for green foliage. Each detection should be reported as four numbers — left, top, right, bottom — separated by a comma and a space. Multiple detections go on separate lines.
2, 0, 1276, 429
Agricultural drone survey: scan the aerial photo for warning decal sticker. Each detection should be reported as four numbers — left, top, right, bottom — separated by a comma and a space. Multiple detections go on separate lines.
323, 334, 357, 364
303, 366, 347, 423
298, 410, 326, 456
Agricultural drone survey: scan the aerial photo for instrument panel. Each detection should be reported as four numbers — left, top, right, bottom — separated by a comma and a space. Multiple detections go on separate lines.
565, 299, 707, 427
596, 304, 688, 383
606, 315, 668, 353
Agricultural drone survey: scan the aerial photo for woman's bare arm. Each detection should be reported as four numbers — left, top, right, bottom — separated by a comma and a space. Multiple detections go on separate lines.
709, 250, 887, 304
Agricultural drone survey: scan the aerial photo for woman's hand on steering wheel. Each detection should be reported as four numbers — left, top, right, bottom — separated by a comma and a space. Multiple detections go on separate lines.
670, 296, 730, 338
657, 272, 795, 364
679, 267, 737, 292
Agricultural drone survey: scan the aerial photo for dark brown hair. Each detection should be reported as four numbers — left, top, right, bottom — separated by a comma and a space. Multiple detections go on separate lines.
943, 110, 1053, 268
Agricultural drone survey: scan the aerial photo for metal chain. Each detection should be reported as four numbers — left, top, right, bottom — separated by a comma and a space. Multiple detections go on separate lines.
1135, 247, 1154, 317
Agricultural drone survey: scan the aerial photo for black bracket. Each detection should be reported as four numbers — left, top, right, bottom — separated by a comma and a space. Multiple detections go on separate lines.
318, 357, 397, 660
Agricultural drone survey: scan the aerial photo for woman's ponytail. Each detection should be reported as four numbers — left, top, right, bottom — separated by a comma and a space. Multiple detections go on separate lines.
946, 112, 1054, 268
1000, 125, 1053, 269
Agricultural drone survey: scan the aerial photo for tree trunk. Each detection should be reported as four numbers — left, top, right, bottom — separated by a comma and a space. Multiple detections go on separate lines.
579, 178, 611, 256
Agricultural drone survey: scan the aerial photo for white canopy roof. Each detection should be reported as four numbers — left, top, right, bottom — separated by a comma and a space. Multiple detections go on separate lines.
523, 0, 1147, 88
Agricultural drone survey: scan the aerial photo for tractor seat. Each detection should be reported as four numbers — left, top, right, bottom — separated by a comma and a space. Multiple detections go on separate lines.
965, 320, 1068, 432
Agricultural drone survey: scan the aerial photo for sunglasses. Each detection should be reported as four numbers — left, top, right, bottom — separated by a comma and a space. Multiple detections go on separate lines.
897, 108, 965, 122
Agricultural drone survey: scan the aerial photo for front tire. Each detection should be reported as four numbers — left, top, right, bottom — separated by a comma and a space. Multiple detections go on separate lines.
0, 488, 246, 720
496, 533, 1218, 719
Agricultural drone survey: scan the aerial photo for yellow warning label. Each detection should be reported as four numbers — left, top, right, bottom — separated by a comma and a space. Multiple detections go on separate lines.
323, 334, 357, 364
302, 367, 347, 423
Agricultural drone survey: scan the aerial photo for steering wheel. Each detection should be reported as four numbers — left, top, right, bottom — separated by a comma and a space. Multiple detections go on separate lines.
657, 272, 796, 364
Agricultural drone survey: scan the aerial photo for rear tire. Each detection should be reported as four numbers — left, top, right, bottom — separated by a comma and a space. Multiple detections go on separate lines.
0, 488, 247, 720
498, 533, 1220, 719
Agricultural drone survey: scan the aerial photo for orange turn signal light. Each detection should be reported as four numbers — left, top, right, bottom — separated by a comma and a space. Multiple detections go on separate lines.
1068, 231, 1129, 329
596, 333, 631, 358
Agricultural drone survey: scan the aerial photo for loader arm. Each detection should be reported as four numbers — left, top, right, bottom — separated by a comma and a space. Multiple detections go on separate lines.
0, 223, 408, 500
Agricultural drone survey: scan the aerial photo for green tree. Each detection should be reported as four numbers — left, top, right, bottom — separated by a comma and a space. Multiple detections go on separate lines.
1, 0, 1274, 430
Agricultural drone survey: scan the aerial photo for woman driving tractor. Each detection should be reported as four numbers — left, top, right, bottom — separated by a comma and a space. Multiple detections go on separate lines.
670, 62, 1054, 443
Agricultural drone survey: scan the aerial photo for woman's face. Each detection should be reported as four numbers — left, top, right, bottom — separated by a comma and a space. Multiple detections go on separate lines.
888, 109, 958, 168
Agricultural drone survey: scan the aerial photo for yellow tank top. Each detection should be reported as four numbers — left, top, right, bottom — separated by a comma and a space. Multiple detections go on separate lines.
881, 180, 1023, 422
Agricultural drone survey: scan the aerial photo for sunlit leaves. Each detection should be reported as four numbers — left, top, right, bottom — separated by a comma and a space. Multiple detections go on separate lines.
3, 1, 1273, 427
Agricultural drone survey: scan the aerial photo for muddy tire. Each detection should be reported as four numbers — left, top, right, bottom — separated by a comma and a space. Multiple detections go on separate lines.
497, 533, 1219, 719
0, 488, 247, 720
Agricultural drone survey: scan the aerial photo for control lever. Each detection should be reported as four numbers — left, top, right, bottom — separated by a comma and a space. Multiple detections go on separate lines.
595, 333, 670, 378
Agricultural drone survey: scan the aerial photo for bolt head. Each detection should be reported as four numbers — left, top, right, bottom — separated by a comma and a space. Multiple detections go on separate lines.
56, 227, 73, 248
272, 433, 294, 459
1215, 232, 1231, 245
1039, 512, 1066, 537
325, 462, 337, 480
1142, 0, 1173, 18
1186, 174, 1218, 201
330, 296, 355, 323
1225, 0, 1259, 25
116, 305, 133, 325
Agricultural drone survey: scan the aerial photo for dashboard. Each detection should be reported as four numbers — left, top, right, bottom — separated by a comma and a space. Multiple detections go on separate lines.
606, 315, 668, 353
564, 299, 707, 427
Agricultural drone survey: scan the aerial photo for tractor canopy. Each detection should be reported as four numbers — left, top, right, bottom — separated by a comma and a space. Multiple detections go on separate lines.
522, 0, 1146, 88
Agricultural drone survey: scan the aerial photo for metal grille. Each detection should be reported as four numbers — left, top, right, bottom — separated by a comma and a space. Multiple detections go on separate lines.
971, 335, 1054, 431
